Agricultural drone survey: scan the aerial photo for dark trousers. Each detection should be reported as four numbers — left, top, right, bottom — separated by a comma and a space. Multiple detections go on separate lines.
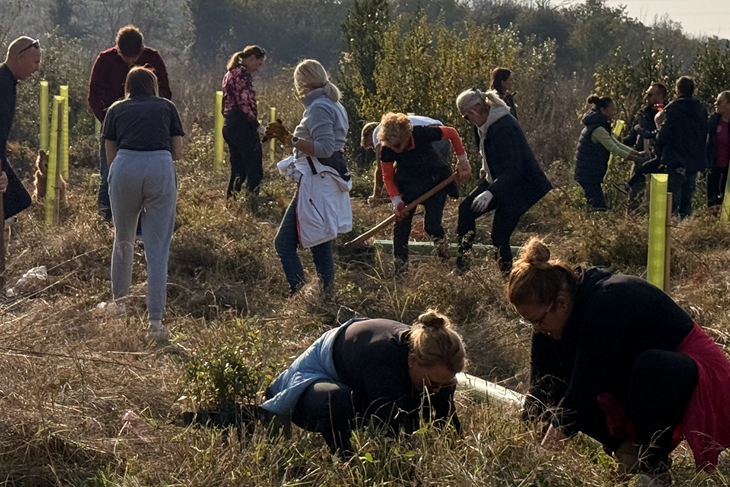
274, 196, 335, 295
393, 190, 447, 263
457, 180, 522, 274
577, 180, 607, 210
223, 114, 263, 198
707, 166, 729, 207
290, 379, 357, 455
667, 169, 697, 218
627, 160, 648, 193
578, 350, 698, 473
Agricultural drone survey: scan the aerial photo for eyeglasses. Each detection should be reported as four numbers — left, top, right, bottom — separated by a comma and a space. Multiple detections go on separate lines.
18, 39, 40, 54
519, 301, 554, 331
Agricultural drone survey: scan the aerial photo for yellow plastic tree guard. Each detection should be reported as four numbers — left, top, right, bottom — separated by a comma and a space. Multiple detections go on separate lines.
721, 172, 730, 224
607, 119, 626, 167
214, 91, 224, 172
45, 96, 63, 225
39, 80, 49, 152
59, 85, 69, 179
647, 174, 669, 289
269, 107, 276, 163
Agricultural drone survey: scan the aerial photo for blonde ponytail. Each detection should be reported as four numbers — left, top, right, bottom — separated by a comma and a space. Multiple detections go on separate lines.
410, 309, 466, 373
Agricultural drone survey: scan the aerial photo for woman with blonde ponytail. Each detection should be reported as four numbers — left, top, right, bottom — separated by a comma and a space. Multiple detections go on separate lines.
264, 59, 352, 296
261, 310, 465, 457
508, 238, 730, 486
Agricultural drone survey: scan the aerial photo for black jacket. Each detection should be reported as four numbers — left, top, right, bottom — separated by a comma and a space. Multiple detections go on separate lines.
0, 63, 31, 220
654, 96, 708, 173
623, 105, 659, 150
380, 126, 459, 203
332, 318, 459, 434
480, 114, 552, 214
706, 112, 730, 171
574, 110, 612, 184
528, 267, 694, 436
500, 92, 518, 120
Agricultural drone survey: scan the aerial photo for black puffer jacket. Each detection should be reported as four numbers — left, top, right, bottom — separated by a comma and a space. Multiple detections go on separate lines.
654, 96, 708, 173
574, 110, 612, 184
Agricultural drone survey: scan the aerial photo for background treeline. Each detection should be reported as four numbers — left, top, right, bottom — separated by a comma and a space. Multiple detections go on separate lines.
1, 0, 730, 169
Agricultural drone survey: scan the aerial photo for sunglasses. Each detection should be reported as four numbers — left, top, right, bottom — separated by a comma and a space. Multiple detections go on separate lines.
18, 39, 40, 54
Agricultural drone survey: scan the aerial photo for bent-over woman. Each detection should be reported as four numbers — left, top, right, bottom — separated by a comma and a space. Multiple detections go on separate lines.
103, 66, 184, 341
455, 89, 551, 274
262, 310, 465, 456
265, 59, 351, 296
575, 95, 647, 211
508, 238, 730, 487
377, 112, 471, 274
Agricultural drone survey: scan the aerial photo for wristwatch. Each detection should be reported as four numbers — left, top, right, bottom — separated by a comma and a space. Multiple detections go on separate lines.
291, 136, 300, 145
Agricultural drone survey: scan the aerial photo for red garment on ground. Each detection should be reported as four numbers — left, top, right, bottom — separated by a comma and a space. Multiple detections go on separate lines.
716, 119, 729, 169
597, 323, 730, 471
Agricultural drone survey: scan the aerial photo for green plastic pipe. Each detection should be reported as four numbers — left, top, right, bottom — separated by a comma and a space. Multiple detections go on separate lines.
721, 171, 730, 224
647, 174, 668, 289
269, 107, 276, 163
39, 81, 49, 152
214, 91, 224, 172
45, 96, 63, 226
59, 86, 69, 180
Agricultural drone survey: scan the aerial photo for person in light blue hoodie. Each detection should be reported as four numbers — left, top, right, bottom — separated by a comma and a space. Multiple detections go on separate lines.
264, 59, 351, 296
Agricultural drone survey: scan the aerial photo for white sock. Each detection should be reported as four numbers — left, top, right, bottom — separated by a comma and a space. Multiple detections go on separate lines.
150, 319, 163, 329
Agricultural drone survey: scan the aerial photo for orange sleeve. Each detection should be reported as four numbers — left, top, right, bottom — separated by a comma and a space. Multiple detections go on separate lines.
439, 126, 466, 156
381, 162, 401, 199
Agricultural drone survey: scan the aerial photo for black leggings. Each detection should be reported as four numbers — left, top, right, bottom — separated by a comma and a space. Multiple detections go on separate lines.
223, 112, 263, 197
290, 380, 358, 455
457, 179, 523, 274
579, 350, 698, 472
393, 191, 447, 263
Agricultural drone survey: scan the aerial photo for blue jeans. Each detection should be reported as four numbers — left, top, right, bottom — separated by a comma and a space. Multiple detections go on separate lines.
274, 196, 335, 295
98, 134, 112, 221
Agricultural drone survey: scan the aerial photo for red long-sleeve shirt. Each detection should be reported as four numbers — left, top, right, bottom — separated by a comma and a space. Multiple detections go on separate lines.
88, 47, 172, 123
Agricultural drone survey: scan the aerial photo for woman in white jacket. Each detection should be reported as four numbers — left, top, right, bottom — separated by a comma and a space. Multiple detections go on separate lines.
265, 59, 351, 296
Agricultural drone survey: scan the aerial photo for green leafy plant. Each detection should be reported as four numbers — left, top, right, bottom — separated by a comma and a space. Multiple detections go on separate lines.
182, 344, 272, 411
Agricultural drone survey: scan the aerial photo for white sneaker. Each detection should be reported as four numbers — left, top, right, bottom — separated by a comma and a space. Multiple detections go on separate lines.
147, 322, 170, 342
96, 301, 126, 317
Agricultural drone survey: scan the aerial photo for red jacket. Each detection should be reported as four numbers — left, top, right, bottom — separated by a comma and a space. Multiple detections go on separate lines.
88, 47, 172, 122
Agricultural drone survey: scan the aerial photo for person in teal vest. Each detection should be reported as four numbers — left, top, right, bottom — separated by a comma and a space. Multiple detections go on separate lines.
574, 95, 648, 211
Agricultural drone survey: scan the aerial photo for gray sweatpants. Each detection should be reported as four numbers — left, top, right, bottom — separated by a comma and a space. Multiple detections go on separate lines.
109, 149, 177, 321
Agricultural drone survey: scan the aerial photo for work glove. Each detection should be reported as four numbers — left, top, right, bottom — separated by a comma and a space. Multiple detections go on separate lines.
471, 190, 493, 213
263, 119, 292, 144
456, 153, 472, 182
391, 196, 409, 221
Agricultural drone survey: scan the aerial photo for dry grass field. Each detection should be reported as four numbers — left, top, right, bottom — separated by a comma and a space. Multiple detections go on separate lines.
0, 129, 729, 486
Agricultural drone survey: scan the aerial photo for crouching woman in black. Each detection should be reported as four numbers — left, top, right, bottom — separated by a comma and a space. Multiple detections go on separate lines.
261, 310, 465, 456
507, 238, 730, 486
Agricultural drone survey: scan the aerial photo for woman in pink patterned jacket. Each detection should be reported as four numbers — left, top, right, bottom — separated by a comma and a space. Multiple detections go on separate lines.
222, 46, 266, 204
